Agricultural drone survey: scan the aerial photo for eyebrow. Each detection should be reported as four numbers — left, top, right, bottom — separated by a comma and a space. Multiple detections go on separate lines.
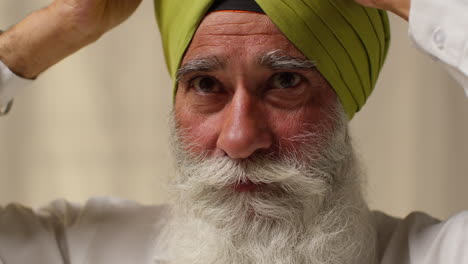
259, 50, 316, 71
176, 56, 224, 81
176, 50, 316, 81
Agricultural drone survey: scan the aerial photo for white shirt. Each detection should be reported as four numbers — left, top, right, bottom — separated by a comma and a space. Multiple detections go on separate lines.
0, 60, 31, 115
409, 0, 468, 96
0, 198, 170, 264
1, 0, 468, 263
1, 197, 468, 264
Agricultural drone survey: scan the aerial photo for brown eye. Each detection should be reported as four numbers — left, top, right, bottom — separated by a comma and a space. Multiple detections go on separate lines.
271, 72, 302, 89
192, 76, 220, 94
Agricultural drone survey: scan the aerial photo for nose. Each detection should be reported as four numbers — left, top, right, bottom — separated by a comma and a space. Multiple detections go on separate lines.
216, 89, 273, 159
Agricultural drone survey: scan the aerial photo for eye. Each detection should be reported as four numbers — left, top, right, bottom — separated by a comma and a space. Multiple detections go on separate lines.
191, 76, 221, 94
270, 72, 302, 89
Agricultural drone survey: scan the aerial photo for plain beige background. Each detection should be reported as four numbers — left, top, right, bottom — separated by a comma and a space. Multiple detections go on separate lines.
0, 0, 467, 220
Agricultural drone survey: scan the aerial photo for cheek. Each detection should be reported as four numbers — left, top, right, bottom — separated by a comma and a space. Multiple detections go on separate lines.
268, 110, 321, 154
269, 90, 338, 154
175, 94, 220, 155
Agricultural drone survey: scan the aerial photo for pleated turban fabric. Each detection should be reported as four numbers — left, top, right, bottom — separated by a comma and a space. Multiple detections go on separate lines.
154, 0, 391, 119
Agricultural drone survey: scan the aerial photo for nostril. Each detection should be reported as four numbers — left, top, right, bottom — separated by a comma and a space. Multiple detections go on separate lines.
212, 148, 228, 158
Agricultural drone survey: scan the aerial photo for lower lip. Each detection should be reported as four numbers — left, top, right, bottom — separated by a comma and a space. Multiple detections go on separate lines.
233, 181, 260, 192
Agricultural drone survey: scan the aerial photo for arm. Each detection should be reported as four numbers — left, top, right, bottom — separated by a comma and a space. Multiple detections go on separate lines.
0, 0, 142, 79
0, 0, 142, 114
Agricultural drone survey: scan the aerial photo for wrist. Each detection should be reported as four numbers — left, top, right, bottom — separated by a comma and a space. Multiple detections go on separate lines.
390, 1, 409, 21
380, 0, 410, 21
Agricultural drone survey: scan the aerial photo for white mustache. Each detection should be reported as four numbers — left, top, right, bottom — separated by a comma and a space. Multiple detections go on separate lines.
177, 149, 343, 198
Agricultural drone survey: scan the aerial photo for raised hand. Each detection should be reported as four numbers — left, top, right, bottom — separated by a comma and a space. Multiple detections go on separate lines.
353, 0, 410, 20
51, 0, 143, 40
0, 0, 143, 78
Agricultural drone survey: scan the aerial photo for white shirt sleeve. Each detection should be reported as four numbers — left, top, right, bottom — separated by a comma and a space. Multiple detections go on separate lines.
0, 59, 32, 115
0, 202, 70, 264
0, 197, 169, 264
409, 0, 468, 96
377, 211, 468, 264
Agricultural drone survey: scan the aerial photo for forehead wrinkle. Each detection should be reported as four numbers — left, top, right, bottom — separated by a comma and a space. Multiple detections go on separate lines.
198, 17, 282, 39
203, 21, 257, 27
176, 56, 225, 81
201, 33, 279, 37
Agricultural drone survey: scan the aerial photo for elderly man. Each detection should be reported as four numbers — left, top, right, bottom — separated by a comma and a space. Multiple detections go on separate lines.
0, 0, 467, 263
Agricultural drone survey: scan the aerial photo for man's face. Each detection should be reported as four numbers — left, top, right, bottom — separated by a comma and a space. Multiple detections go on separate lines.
165, 12, 375, 264
174, 12, 338, 163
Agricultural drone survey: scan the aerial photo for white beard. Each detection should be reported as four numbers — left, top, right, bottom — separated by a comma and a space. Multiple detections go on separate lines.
158, 105, 377, 264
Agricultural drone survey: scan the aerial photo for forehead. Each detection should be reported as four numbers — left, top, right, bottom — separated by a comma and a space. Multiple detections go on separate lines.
182, 12, 307, 65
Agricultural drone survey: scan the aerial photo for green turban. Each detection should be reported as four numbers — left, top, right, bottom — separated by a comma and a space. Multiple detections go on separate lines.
154, 0, 390, 119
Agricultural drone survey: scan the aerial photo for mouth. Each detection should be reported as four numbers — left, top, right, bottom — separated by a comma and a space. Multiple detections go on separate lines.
232, 179, 261, 192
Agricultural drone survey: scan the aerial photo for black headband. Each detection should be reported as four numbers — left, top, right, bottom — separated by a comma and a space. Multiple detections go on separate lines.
209, 0, 265, 14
